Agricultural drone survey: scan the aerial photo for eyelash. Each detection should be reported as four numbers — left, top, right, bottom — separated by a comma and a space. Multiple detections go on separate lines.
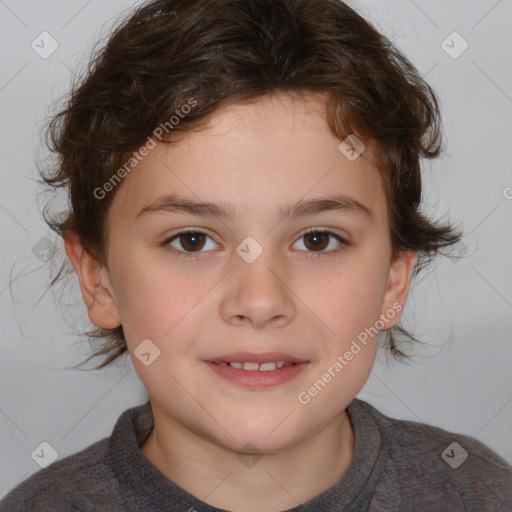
162, 228, 348, 260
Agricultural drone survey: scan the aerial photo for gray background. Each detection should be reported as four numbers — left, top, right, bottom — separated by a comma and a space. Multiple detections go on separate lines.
1, 0, 511, 498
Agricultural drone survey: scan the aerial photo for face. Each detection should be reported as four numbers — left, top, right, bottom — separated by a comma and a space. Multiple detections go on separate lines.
67, 93, 415, 454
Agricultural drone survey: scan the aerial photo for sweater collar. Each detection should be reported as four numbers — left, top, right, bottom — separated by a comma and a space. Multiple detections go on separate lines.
108, 397, 389, 511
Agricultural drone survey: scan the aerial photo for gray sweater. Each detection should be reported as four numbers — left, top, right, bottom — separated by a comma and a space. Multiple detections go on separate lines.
1, 398, 511, 511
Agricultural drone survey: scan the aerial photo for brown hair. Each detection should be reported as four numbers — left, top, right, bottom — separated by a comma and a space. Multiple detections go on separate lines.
40, 0, 462, 369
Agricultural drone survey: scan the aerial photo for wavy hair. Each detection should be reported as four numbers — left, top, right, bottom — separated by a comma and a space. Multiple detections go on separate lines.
40, 0, 462, 369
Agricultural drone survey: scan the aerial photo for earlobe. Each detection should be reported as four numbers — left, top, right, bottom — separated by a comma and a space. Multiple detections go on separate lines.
64, 231, 121, 330
380, 251, 417, 330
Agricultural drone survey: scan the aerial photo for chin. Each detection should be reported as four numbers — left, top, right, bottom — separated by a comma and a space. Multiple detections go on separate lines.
213, 418, 306, 455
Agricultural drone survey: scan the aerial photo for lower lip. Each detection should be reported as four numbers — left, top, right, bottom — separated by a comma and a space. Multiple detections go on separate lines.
204, 361, 309, 389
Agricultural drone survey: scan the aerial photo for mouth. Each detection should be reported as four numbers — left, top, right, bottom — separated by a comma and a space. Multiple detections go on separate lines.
208, 361, 300, 371
203, 352, 310, 388
205, 352, 309, 369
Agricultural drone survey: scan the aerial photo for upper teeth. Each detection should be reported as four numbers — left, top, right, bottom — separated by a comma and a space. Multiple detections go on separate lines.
219, 361, 291, 371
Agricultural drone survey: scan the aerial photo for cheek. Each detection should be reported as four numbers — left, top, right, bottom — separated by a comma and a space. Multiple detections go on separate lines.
115, 267, 205, 397
312, 261, 389, 341
109, 250, 199, 343
297, 269, 383, 409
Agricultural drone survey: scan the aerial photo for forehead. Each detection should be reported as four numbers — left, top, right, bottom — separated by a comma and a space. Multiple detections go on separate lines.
107, 94, 387, 229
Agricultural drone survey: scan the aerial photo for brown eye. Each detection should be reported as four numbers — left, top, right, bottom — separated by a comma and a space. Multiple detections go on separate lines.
165, 230, 218, 258
164, 228, 347, 261
293, 229, 347, 257
178, 232, 207, 252
302, 231, 330, 251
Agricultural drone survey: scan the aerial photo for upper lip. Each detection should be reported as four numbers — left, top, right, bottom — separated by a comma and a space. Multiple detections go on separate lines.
205, 352, 309, 364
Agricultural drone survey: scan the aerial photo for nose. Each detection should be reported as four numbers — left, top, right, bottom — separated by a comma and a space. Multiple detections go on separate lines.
220, 251, 296, 329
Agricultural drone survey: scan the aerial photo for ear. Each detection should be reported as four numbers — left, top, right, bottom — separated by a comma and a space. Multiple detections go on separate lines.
64, 231, 121, 329
379, 251, 417, 330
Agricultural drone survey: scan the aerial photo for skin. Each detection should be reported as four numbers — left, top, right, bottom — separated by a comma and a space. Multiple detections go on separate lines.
65, 92, 417, 512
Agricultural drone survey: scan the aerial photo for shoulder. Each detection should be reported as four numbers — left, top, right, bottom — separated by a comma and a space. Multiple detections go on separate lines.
357, 399, 512, 510
0, 437, 120, 511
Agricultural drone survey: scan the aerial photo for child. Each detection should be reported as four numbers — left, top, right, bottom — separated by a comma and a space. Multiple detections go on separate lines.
1, 0, 511, 510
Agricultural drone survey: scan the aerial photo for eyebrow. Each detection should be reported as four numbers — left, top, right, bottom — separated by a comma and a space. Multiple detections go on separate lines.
135, 193, 373, 221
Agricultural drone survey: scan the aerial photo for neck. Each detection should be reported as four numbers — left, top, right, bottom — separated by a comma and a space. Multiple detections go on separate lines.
140, 403, 355, 512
